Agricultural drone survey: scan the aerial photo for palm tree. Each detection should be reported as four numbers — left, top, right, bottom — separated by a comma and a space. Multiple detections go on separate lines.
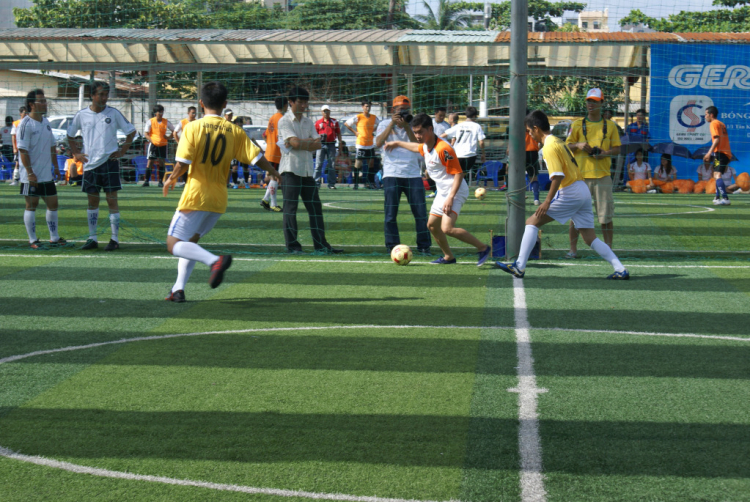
415, 0, 473, 30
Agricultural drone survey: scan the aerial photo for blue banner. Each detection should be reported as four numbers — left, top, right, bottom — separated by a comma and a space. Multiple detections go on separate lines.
650, 44, 749, 179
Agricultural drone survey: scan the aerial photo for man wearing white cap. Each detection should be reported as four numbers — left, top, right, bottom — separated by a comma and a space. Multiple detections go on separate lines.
223, 109, 233, 122
314, 105, 343, 189
566, 88, 621, 254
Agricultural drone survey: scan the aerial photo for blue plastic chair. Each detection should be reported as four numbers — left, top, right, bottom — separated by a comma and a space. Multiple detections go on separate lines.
476, 161, 503, 187
132, 156, 148, 180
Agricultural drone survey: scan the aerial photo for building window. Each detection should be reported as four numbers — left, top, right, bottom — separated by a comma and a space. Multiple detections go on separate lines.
582, 21, 588, 29
593, 21, 600, 30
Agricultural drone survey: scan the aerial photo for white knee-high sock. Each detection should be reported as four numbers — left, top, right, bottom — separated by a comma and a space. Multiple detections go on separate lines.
263, 183, 272, 201
13, 167, 19, 180
109, 212, 120, 242
87, 209, 99, 241
515, 225, 539, 271
173, 258, 196, 292
269, 179, 278, 206
46, 210, 59, 241
590, 238, 625, 272
24, 210, 36, 242
172, 240, 218, 267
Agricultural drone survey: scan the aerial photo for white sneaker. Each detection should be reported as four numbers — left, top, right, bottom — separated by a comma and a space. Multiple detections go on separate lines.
720, 199, 731, 205
533, 200, 540, 206
9, 180, 18, 186
646, 189, 657, 194
565, 251, 578, 259
713, 198, 722, 205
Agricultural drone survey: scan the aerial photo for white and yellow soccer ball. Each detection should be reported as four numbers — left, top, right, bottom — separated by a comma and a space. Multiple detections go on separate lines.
475, 187, 487, 200
391, 244, 413, 266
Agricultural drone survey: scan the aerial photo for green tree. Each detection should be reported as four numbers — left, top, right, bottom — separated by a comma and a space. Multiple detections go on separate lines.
619, 1, 750, 32
14, 0, 207, 29
285, 0, 420, 30
414, 0, 473, 30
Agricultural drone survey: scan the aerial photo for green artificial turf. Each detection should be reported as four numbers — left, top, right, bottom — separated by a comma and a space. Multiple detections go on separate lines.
1, 240, 749, 500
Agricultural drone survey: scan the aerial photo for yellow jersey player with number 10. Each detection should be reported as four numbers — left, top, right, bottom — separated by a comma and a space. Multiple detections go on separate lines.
162, 81, 280, 303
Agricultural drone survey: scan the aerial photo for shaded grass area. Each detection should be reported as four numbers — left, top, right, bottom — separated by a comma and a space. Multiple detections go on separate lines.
1, 184, 749, 255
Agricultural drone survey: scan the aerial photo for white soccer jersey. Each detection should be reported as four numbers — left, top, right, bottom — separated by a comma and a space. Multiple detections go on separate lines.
1, 126, 11, 146
629, 161, 651, 180
375, 118, 421, 178
67, 105, 136, 171
443, 121, 485, 158
16, 116, 55, 183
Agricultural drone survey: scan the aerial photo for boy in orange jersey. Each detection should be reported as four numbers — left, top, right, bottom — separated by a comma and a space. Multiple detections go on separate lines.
172, 106, 197, 143
496, 110, 628, 279
143, 104, 175, 188
385, 113, 490, 266
260, 96, 287, 212
163, 82, 280, 302
345, 100, 380, 189
703, 106, 733, 206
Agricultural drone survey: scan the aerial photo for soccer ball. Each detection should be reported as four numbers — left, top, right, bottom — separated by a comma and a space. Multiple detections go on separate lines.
391, 244, 413, 266
475, 187, 487, 200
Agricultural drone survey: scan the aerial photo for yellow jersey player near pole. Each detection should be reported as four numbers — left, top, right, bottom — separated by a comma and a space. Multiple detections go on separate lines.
162, 81, 280, 302
495, 110, 629, 280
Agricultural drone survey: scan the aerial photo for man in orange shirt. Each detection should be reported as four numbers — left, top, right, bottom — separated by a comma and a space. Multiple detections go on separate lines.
172, 106, 197, 143
345, 100, 380, 189
526, 129, 541, 205
9, 106, 27, 186
703, 106, 733, 206
143, 104, 175, 188
260, 96, 287, 212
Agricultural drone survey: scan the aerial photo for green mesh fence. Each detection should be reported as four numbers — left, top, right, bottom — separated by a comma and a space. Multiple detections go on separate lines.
0, 0, 748, 259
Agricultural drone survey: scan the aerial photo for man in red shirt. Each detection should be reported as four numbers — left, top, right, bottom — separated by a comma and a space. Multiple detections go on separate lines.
314, 105, 344, 189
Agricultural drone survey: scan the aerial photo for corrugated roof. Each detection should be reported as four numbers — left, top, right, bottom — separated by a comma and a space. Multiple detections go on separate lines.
397, 30, 499, 44
495, 31, 750, 44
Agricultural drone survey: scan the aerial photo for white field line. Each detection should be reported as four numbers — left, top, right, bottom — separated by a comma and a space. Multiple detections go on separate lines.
0, 446, 454, 502
510, 279, 547, 502
3, 253, 750, 269
1, 323, 747, 498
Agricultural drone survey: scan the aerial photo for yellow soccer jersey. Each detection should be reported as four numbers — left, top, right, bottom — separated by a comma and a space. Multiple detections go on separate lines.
543, 135, 584, 189
566, 118, 621, 179
175, 115, 262, 213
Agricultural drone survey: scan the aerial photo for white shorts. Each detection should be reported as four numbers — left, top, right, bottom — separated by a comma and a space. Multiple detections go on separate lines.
546, 180, 596, 229
430, 184, 469, 217
168, 210, 221, 241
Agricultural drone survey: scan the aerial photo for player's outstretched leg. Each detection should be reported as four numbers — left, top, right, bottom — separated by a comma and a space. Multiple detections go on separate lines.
496, 224, 540, 278
579, 228, 629, 279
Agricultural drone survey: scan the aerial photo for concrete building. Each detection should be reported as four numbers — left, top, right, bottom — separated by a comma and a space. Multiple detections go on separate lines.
578, 9, 609, 32
0, 0, 32, 29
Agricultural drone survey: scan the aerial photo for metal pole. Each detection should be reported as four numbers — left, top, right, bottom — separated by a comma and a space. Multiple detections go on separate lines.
78, 83, 84, 110
407, 73, 413, 101
196, 71, 203, 117
148, 44, 157, 116
506, 0, 528, 260
640, 47, 648, 113
469, 75, 473, 106
391, 46, 399, 103
624, 77, 631, 128
109, 71, 117, 99
480, 74, 489, 117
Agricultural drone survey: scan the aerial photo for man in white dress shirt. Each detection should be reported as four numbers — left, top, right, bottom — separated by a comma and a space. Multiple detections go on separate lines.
278, 86, 342, 255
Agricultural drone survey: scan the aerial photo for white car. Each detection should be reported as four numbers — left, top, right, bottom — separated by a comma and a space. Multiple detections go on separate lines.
243, 125, 267, 152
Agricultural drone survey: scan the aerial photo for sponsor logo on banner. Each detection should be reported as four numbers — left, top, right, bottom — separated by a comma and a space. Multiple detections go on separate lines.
669, 95, 713, 145
669, 64, 750, 90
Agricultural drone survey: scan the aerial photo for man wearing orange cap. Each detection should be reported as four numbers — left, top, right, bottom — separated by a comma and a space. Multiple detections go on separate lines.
374, 95, 431, 254
566, 88, 621, 255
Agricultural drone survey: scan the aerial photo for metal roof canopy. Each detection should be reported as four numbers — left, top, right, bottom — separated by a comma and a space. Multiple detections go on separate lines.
0, 29, 749, 78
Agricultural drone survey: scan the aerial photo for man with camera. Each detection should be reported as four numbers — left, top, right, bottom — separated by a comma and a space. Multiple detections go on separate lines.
375, 95, 431, 255
314, 105, 343, 189
566, 88, 621, 254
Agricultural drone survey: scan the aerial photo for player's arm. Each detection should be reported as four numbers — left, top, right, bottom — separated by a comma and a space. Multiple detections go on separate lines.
50, 145, 60, 180
286, 135, 320, 151
704, 134, 721, 162
163, 161, 189, 196
255, 156, 280, 182
375, 121, 395, 148
384, 140, 420, 153
111, 130, 135, 159
479, 139, 486, 162
535, 175, 563, 218
344, 117, 357, 136
18, 148, 36, 185
172, 122, 182, 143
66, 113, 87, 163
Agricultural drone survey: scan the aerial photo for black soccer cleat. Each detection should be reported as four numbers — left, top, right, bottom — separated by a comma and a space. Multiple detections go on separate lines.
165, 289, 186, 303
104, 239, 120, 251
80, 239, 98, 250
209, 255, 232, 289
260, 199, 272, 211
